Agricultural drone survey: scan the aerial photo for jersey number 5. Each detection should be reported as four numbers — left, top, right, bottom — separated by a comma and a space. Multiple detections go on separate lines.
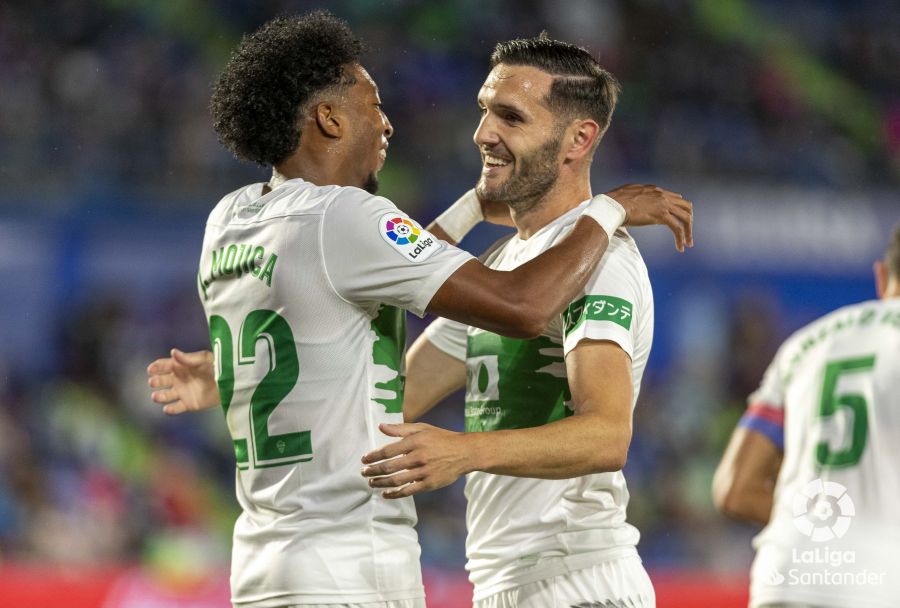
209, 311, 312, 470
816, 355, 875, 468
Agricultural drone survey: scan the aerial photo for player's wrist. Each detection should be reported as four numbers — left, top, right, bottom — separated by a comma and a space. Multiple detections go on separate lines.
434, 189, 483, 242
581, 194, 626, 241
461, 431, 495, 474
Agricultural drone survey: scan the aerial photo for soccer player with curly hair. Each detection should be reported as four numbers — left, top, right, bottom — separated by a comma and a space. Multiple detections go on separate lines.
149, 12, 692, 607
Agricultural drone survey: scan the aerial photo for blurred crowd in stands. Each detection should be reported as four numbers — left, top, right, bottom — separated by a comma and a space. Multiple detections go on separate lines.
1, 0, 898, 210
0, 0, 897, 579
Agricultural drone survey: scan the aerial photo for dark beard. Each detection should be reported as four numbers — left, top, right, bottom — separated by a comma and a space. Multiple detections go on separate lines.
476, 134, 561, 214
363, 173, 379, 194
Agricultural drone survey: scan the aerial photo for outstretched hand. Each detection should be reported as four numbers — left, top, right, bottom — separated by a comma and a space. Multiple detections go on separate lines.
606, 184, 694, 252
361, 423, 471, 499
147, 348, 220, 415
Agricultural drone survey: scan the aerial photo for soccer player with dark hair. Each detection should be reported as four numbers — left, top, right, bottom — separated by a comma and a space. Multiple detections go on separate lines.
713, 225, 900, 608
359, 35, 667, 606
150, 13, 691, 608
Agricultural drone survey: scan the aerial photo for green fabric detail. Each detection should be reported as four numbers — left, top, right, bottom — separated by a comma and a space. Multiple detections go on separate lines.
465, 331, 571, 432
371, 305, 406, 414
233, 439, 249, 466
564, 295, 633, 336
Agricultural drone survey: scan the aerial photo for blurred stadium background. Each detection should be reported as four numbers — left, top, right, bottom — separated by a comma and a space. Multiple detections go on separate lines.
0, 0, 898, 606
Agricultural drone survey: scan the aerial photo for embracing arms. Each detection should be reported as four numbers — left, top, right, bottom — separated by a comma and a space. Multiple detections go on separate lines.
425, 185, 691, 339
361, 337, 634, 498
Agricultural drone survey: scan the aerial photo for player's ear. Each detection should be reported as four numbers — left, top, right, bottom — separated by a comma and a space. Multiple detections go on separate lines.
874, 260, 887, 299
564, 119, 600, 161
314, 102, 342, 138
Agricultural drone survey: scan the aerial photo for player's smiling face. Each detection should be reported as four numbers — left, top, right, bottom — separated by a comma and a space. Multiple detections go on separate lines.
473, 63, 564, 212
342, 64, 393, 194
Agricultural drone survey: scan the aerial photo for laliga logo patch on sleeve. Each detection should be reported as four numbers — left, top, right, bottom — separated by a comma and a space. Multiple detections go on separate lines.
379, 213, 443, 262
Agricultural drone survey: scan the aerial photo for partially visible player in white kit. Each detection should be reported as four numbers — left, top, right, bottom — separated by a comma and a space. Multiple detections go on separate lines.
148, 13, 693, 608
361, 36, 690, 608
713, 225, 900, 608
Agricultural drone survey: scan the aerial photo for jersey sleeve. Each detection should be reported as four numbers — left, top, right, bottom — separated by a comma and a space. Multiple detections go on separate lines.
423, 317, 469, 362
321, 188, 474, 317
739, 347, 786, 451
561, 241, 643, 358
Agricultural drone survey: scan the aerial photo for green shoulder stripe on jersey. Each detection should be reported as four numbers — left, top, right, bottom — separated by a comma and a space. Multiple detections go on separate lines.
564, 295, 634, 335
465, 331, 571, 432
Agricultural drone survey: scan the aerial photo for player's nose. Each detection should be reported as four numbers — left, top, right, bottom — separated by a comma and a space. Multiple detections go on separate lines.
473, 114, 499, 148
382, 112, 394, 140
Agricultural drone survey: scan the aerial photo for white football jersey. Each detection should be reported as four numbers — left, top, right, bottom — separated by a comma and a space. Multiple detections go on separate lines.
425, 200, 654, 601
197, 178, 472, 606
744, 298, 900, 608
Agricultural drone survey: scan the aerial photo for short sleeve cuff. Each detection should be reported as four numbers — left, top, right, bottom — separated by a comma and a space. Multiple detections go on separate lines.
423, 318, 468, 362
563, 322, 634, 358
408, 252, 474, 317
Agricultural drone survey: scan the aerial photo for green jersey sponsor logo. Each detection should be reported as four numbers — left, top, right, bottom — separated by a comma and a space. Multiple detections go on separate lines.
371, 305, 406, 414
465, 331, 571, 432
564, 295, 633, 335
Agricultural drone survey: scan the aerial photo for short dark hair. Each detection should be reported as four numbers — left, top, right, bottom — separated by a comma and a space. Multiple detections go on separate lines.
886, 224, 900, 279
490, 33, 620, 139
210, 11, 363, 166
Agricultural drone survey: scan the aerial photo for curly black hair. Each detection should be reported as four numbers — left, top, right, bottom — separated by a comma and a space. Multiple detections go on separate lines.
210, 11, 363, 166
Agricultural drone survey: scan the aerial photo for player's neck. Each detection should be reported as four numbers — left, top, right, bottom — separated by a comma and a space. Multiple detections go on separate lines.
883, 278, 900, 299
268, 149, 346, 192
512, 177, 591, 240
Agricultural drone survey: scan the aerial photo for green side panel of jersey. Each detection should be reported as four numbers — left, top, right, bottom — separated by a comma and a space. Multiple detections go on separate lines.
564, 295, 633, 336
465, 331, 571, 432
371, 305, 406, 414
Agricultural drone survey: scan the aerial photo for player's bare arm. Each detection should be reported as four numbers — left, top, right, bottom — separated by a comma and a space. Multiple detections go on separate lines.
427, 185, 692, 339
362, 339, 634, 498
712, 426, 783, 525
402, 335, 466, 423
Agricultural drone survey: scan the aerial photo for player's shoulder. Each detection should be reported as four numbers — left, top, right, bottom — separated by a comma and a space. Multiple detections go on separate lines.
592, 228, 649, 286
321, 184, 399, 221
780, 298, 891, 354
206, 182, 263, 227
206, 180, 398, 228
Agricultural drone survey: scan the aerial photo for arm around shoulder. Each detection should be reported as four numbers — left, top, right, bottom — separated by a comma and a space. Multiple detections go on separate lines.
427, 216, 610, 339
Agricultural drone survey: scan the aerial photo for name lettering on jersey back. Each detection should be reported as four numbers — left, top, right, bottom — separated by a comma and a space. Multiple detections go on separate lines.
198, 243, 278, 300
783, 305, 900, 383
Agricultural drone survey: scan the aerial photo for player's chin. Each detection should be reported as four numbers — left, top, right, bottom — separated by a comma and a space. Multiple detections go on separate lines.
476, 180, 505, 204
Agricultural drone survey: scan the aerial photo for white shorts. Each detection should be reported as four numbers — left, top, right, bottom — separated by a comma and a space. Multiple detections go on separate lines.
283, 601, 425, 608
474, 555, 655, 608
